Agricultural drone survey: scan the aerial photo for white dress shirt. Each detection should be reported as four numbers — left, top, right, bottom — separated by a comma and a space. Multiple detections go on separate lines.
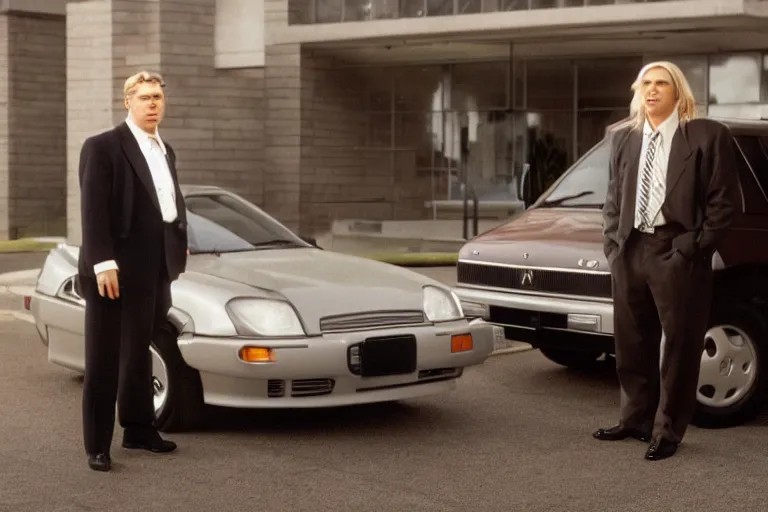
633, 109, 679, 231
93, 116, 178, 275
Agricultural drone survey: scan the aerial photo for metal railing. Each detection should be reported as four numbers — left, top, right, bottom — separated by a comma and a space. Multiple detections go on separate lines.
291, 0, 684, 24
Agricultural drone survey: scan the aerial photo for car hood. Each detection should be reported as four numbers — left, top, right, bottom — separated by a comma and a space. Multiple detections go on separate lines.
459, 207, 607, 271
184, 248, 440, 330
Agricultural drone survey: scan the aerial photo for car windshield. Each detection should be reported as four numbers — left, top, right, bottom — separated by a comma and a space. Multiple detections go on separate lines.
536, 137, 610, 209
185, 193, 308, 254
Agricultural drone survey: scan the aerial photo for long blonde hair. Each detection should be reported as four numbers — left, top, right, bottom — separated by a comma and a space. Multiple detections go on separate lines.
623, 61, 698, 131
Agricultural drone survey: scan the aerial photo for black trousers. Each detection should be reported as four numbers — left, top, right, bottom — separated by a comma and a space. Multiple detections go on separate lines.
80, 270, 171, 456
612, 226, 713, 443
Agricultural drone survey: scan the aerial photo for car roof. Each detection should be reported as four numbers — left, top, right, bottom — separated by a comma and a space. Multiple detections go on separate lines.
711, 117, 768, 135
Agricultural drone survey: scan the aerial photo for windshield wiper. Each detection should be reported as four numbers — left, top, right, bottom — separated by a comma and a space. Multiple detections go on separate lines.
249, 239, 305, 248
539, 190, 596, 208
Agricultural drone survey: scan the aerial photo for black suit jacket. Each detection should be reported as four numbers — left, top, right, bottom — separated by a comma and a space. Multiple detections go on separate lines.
77, 122, 188, 289
602, 117, 741, 265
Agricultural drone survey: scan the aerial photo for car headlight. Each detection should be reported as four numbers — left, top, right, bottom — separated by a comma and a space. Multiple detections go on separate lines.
422, 285, 463, 322
225, 298, 305, 337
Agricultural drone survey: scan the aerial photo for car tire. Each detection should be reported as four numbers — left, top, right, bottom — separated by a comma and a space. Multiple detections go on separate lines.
539, 347, 604, 370
151, 325, 205, 433
692, 300, 766, 429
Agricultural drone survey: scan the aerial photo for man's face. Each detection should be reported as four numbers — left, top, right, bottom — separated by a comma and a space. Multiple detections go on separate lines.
640, 67, 677, 122
125, 81, 165, 134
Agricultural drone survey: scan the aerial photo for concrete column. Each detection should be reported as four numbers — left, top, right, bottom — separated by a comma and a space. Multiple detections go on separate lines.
66, 0, 265, 245
0, 8, 66, 240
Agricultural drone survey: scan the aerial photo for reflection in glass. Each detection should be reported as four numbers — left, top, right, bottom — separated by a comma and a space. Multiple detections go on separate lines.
315, 0, 342, 22
578, 57, 642, 109
451, 61, 509, 110
536, 137, 610, 209
185, 194, 307, 254
709, 53, 762, 104
289, 0, 683, 23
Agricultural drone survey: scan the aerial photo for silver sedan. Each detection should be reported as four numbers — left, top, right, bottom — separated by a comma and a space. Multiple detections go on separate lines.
29, 185, 498, 432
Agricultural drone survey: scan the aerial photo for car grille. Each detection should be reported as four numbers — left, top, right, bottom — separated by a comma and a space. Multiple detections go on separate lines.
319, 311, 425, 332
267, 378, 335, 398
457, 261, 612, 299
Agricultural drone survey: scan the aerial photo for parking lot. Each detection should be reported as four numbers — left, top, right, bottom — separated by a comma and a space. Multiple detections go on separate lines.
1, 291, 767, 511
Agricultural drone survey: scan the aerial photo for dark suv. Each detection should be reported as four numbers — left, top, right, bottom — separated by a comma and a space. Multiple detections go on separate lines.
454, 118, 768, 428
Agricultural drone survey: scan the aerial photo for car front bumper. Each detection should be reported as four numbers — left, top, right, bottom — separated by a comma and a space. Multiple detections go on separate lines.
176, 318, 497, 408
455, 285, 615, 350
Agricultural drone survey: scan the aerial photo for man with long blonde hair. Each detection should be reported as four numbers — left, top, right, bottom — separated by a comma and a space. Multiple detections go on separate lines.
595, 61, 740, 460
77, 70, 188, 471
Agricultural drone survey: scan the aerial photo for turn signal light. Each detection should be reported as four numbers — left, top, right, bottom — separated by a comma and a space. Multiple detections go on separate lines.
451, 334, 473, 353
239, 346, 275, 363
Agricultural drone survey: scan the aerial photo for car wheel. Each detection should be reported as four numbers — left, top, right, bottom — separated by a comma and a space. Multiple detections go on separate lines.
539, 347, 604, 370
692, 300, 766, 429
151, 326, 205, 433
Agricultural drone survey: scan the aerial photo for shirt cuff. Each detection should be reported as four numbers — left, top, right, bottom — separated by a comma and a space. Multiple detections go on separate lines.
94, 260, 118, 275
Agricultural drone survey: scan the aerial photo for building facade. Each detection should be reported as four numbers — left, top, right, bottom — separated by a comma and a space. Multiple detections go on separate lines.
1, 0, 767, 242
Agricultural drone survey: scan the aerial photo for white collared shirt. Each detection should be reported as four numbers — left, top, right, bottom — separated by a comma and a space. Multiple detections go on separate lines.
93, 116, 178, 275
633, 109, 679, 229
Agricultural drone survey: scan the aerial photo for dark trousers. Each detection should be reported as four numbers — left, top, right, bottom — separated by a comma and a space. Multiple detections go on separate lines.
80, 272, 171, 456
612, 226, 712, 443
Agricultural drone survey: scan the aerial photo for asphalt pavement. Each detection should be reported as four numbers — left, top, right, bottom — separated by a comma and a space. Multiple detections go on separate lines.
1, 308, 767, 511
1, 253, 767, 511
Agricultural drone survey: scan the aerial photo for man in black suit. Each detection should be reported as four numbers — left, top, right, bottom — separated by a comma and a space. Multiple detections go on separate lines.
77, 70, 188, 472
595, 62, 740, 460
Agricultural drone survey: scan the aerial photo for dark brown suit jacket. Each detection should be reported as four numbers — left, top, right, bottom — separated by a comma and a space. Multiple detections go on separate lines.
602, 117, 741, 265
77, 122, 188, 289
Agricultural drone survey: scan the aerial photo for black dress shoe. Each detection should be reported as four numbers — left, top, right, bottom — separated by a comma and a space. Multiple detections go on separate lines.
122, 430, 177, 453
645, 438, 678, 461
88, 453, 111, 472
593, 424, 651, 442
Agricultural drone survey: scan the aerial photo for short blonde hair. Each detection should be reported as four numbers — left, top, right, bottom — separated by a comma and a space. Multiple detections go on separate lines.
124, 70, 165, 98
626, 61, 697, 131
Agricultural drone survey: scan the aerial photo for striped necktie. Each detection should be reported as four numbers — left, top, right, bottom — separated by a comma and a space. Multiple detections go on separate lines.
635, 131, 662, 232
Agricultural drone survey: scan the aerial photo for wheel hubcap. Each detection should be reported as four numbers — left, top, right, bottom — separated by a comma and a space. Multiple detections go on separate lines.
697, 324, 757, 408
150, 345, 169, 417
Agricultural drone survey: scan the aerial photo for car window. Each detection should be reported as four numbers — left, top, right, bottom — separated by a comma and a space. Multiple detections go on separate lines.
185, 194, 305, 254
536, 137, 609, 209
733, 135, 768, 211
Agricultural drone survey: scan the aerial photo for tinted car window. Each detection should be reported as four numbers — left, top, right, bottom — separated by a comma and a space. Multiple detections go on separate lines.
536, 137, 609, 209
737, 136, 768, 196
185, 194, 305, 254
733, 136, 768, 212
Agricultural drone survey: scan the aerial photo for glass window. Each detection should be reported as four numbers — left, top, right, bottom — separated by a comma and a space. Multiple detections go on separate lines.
315, 0, 343, 22
451, 61, 509, 111
535, 136, 610, 209
393, 65, 446, 112
185, 194, 307, 254
578, 57, 642, 110
729, 136, 762, 214
709, 53, 763, 104
734, 135, 768, 201
525, 59, 574, 110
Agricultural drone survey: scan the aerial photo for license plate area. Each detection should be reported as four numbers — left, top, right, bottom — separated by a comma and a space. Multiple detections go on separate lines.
354, 334, 417, 377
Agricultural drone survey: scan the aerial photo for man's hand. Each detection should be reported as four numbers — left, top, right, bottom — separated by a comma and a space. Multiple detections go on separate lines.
97, 269, 120, 299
